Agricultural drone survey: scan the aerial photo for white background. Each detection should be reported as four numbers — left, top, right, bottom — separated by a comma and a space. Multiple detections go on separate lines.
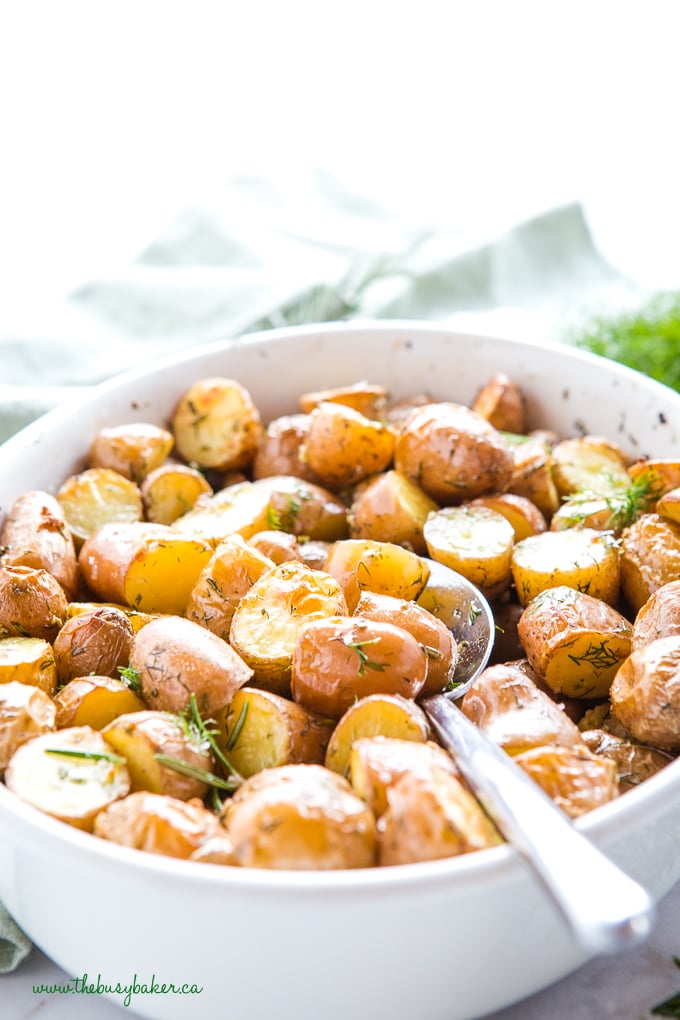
0, 0, 679, 330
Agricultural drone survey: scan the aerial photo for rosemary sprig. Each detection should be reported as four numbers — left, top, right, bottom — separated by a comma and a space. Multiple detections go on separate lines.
44, 748, 125, 764
117, 665, 142, 694
225, 700, 249, 752
339, 635, 387, 677
154, 754, 240, 793
177, 693, 244, 781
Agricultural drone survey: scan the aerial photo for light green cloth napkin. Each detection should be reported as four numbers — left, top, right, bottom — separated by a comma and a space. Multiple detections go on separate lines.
0, 172, 640, 969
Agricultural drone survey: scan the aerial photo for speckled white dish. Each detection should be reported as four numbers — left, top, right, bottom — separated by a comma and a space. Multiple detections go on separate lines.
1, 322, 679, 1020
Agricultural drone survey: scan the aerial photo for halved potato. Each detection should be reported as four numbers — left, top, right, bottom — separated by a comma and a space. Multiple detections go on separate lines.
0, 565, 68, 641
550, 436, 630, 498
5, 726, 130, 831
94, 791, 224, 858
301, 401, 395, 490
0, 637, 57, 695
53, 606, 135, 682
324, 539, 430, 612
348, 470, 438, 554
298, 382, 387, 418
185, 534, 274, 641
88, 423, 174, 482
0, 490, 79, 597
517, 586, 632, 699
172, 377, 262, 471
657, 487, 680, 524
0, 681, 56, 771
324, 693, 430, 777
221, 763, 377, 870
628, 459, 680, 503
513, 744, 618, 818
424, 505, 515, 597
469, 493, 546, 542
507, 438, 560, 519
55, 675, 145, 730
348, 736, 458, 816
216, 687, 333, 778
57, 468, 143, 546
229, 561, 348, 695
141, 463, 213, 524
471, 373, 527, 434
511, 528, 621, 607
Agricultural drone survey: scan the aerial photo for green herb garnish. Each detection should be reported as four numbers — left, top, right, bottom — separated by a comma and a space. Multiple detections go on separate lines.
154, 754, 240, 793
225, 700, 249, 752
177, 693, 243, 781
559, 473, 661, 532
44, 748, 124, 764
117, 665, 142, 694
340, 636, 387, 677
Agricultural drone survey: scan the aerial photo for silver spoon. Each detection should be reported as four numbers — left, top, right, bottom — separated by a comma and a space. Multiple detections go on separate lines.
416, 557, 655, 955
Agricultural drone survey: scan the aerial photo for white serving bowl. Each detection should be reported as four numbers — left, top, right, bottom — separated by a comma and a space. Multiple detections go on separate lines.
1, 322, 680, 1020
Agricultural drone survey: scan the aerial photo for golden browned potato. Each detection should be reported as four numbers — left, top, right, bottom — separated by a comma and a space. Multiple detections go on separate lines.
172, 377, 262, 471
632, 580, 680, 650
185, 534, 274, 641
324, 693, 431, 777
459, 662, 585, 755
323, 539, 430, 612
291, 616, 427, 719
298, 382, 387, 418
65, 601, 157, 633
53, 606, 135, 682
88, 423, 174, 482
79, 522, 212, 614
54, 676, 145, 730
378, 767, 502, 866
353, 590, 456, 696
580, 729, 673, 793
507, 437, 560, 519
102, 710, 213, 800
248, 530, 303, 564
252, 413, 325, 484
216, 687, 333, 778
348, 470, 438, 554
471, 373, 527, 433
610, 636, 680, 750
424, 505, 515, 597
94, 791, 224, 858
5, 726, 130, 831
394, 402, 514, 505
0, 681, 56, 771
468, 493, 546, 542
57, 468, 143, 546
628, 459, 680, 503
130, 615, 253, 715
0, 490, 79, 597
550, 494, 624, 534
0, 565, 68, 641
222, 763, 377, 870
0, 637, 57, 695
513, 745, 618, 818
517, 586, 632, 699
550, 436, 630, 498
348, 736, 458, 816
140, 463, 213, 524
620, 513, 680, 614
299, 402, 395, 491
511, 529, 621, 607
229, 561, 348, 695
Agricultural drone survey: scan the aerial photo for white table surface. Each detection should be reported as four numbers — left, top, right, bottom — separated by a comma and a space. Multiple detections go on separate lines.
3, 879, 680, 1020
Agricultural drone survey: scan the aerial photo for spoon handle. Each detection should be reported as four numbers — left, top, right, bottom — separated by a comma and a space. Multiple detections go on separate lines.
424, 694, 655, 954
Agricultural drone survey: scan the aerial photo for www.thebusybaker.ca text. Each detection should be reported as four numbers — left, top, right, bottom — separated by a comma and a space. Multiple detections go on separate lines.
33, 973, 203, 1009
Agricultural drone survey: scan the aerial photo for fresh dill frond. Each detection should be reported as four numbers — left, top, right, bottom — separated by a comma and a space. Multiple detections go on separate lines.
117, 665, 142, 694
560, 473, 661, 531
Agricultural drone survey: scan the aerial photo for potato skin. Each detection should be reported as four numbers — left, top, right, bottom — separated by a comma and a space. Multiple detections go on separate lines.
130, 615, 253, 716
302, 402, 395, 490
394, 402, 514, 504
0, 681, 56, 771
621, 514, 680, 613
185, 534, 274, 640
291, 616, 427, 718
349, 736, 458, 816
0, 637, 58, 695
54, 675, 146, 730
513, 745, 618, 818
324, 693, 431, 777
172, 377, 262, 471
0, 490, 79, 597
610, 636, 680, 750
53, 606, 135, 682
0, 565, 68, 641
581, 728, 673, 793
471, 373, 527, 433
252, 413, 325, 484
348, 470, 438, 554
88, 423, 174, 482
632, 580, 680, 650
94, 791, 224, 858
222, 764, 377, 870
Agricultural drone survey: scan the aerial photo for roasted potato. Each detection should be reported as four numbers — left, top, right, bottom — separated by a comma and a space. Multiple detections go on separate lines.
130, 615, 253, 716
248, 530, 303, 564
298, 381, 387, 418
221, 764, 377, 870
301, 401, 395, 490
94, 791, 224, 858
610, 636, 680, 750
54, 675, 145, 730
550, 436, 630, 498
353, 590, 456, 696
0, 637, 57, 695
324, 538, 429, 612
511, 528, 621, 607
471, 373, 527, 434
459, 661, 585, 754
53, 606, 135, 682
424, 505, 515, 597
581, 728, 673, 793
0, 681, 56, 771
57, 467, 143, 546
378, 768, 502, 866
79, 522, 212, 614
632, 580, 680, 650
628, 458, 680, 503
0, 490, 79, 597
5, 726, 130, 830
348, 736, 458, 816
88, 422, 174, 482
348, 470, 438, 554
141, 462, 213, 524
620, 513, 680, 613
394, 402, 514, 505
469, 492, 546, 542
292, 616, 427, 719
102, 710, 214, 800
507, 437, 560, 519
324, 693, 430, 777
216, 687, 333, 778
0, 565, 68, 641
229, 561, 348, 695
517, 586, 632, 699
185, 534, 274, 640
252, 413, 324, 484
172, 377, 262, 471
513, 744, 618, 818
